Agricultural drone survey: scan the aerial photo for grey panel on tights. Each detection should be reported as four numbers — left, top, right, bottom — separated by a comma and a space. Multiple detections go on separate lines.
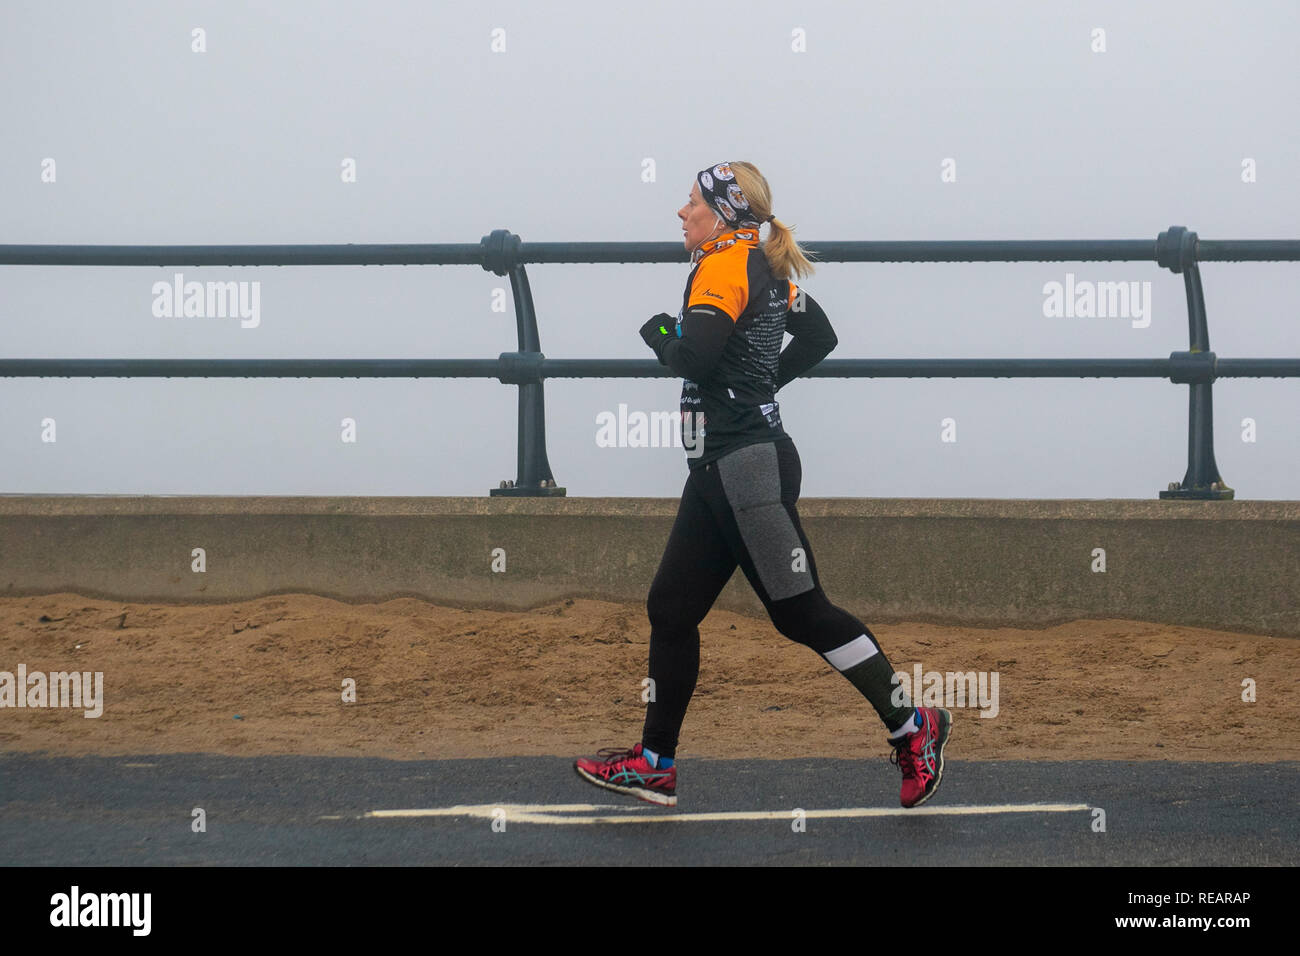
715, 442, 814, 601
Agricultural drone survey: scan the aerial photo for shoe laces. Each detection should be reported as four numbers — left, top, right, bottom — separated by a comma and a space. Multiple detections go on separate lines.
890, 740, 917, 776
594, 747, 638, 765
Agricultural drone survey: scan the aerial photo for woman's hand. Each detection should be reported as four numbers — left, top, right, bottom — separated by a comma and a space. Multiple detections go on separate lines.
639, 313, 676, 364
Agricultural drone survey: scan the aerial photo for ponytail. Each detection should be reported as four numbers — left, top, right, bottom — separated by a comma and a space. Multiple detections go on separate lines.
729, 161, 818, 281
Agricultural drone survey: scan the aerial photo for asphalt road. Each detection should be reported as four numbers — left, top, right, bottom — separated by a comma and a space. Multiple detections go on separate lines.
1, 753, 1295, 866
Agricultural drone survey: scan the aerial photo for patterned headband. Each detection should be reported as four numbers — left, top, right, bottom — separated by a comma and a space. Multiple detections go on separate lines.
696, 162, 773, 228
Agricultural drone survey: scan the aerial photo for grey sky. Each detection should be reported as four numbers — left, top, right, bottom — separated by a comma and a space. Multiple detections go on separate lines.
1, 0, 1296, 498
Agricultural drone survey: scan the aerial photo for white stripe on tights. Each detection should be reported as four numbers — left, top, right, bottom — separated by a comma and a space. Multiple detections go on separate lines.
824, 634, 878, 671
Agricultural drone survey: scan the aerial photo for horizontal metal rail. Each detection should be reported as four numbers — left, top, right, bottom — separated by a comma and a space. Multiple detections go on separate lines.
1, 357, 1296, 380
4, 237, 1299, 267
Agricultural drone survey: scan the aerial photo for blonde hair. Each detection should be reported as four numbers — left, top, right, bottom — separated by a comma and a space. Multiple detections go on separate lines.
730, 161, 818, 281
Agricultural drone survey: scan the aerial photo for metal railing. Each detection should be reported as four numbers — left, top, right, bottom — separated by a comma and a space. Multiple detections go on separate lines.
2, 226, 1297, 498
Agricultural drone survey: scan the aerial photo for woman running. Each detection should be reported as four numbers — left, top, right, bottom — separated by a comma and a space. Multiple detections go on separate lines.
574, 161, 951, 808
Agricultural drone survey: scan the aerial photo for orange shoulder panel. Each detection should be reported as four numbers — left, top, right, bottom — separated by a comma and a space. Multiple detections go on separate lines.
687, 250, 749, 321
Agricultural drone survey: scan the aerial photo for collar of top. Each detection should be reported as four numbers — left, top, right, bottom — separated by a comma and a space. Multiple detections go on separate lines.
691, 224, 760, 265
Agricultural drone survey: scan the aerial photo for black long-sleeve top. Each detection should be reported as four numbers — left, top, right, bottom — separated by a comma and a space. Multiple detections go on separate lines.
656, 290, 838, 390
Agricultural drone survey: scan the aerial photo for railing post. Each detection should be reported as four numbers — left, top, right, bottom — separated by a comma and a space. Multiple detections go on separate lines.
480, 229, 565, 497
1156, 226, 1233, 500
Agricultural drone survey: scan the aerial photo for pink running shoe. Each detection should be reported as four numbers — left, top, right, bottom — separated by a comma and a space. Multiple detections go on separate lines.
889, 707, 952, 808
574, 743, 677, 807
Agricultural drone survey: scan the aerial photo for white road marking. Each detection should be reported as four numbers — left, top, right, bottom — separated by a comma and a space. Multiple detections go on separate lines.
357, 802, 1090, 825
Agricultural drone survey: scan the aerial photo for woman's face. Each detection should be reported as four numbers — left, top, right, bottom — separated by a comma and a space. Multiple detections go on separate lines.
678, 182, 725, 252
